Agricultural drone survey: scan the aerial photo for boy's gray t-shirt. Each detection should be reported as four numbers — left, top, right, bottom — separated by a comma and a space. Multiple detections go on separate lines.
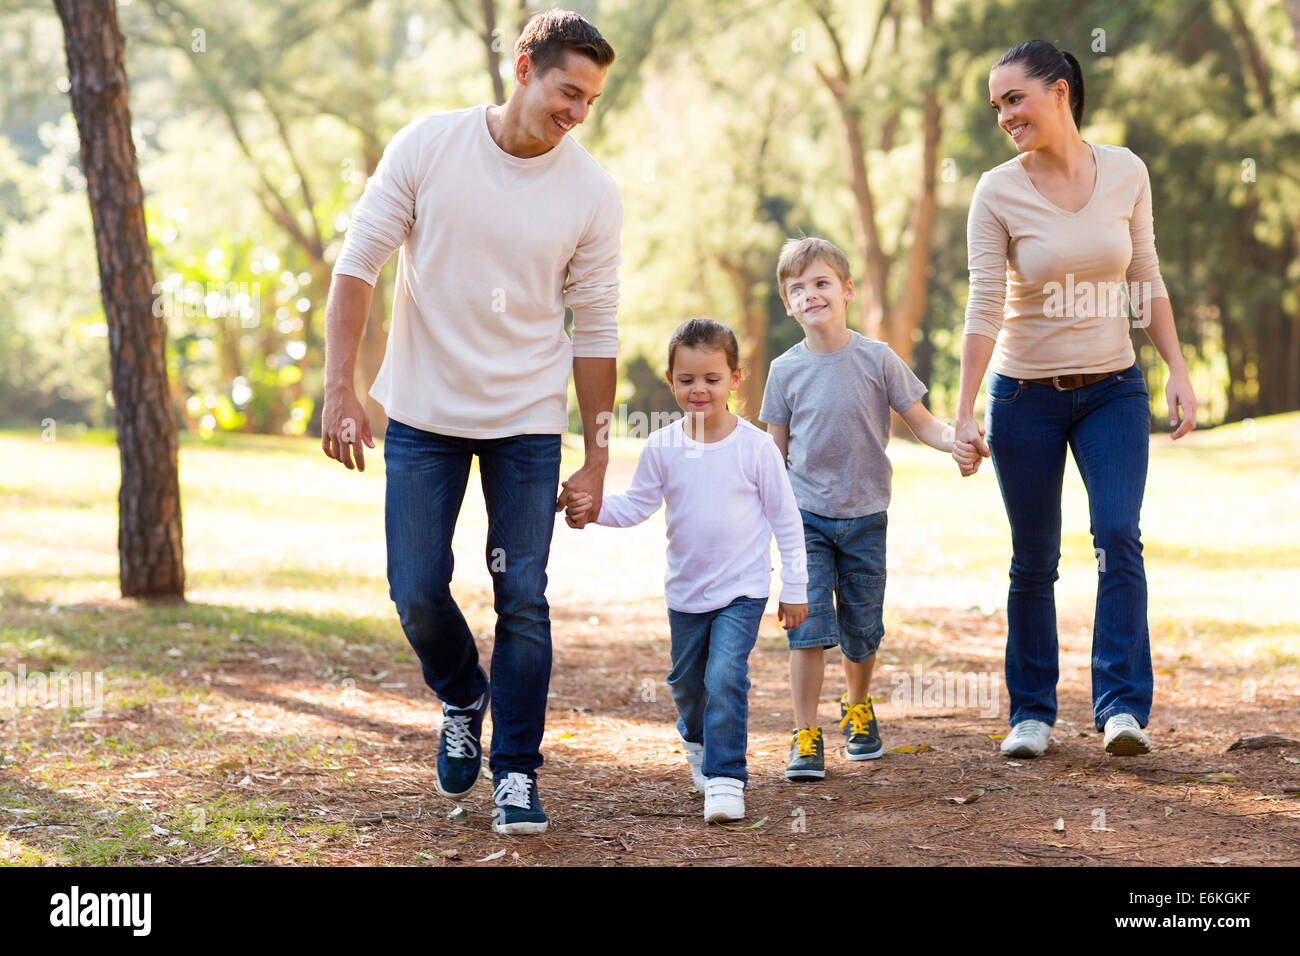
759, 331, 927, 519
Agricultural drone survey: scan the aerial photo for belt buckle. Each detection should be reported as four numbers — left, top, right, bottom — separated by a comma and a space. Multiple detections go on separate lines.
1052, 375, 1067, 392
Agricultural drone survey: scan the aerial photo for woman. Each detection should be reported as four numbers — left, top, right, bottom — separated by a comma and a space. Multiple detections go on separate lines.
954, 40, 1198, 758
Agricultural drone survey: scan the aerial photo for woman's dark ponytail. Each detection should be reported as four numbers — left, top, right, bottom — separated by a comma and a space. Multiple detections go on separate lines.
1061, 50, 1085, 128
994, 40, 1085, 129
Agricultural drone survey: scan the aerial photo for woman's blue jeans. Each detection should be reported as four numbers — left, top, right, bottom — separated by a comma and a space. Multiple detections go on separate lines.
383, 419, 561, 776
666, 596, 768, 782
985, 364, 1153, 732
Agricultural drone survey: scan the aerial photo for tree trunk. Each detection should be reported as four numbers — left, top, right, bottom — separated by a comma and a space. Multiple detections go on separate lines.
55, 0, 184, 599
885, 81, 941, 367
718, 256, 766, 424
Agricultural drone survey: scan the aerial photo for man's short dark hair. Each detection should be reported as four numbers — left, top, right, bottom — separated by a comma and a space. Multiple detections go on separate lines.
516, 9, 615, 75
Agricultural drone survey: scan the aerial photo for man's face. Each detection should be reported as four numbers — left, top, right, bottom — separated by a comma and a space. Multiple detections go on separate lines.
783, 259, 854, 334
518, 51, 606, 153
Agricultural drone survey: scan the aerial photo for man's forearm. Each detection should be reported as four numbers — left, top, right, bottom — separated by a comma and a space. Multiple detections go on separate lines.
324, 274, 376, 395
572, 356, 616, 464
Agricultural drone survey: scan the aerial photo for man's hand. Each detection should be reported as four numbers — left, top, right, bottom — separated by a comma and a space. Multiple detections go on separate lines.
321, 388, 374, 471
557, 461, 606, 528
778, 602, 807, 631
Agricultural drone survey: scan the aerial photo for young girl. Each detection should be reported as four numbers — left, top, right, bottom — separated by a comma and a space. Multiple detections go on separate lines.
565, 319, 808, 823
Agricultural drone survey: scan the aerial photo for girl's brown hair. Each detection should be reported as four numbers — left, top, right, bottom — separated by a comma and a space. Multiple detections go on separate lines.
666, 318, 740, 376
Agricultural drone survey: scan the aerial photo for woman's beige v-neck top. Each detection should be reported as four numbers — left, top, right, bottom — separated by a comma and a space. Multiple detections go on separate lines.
963, 143, 1169, 378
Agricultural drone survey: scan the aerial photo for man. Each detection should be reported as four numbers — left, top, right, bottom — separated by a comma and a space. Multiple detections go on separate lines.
320, 10, 619, 835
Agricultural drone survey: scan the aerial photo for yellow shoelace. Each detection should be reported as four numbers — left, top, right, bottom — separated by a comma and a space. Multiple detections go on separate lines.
792, 727, 821, 756
840, 699, 875, 736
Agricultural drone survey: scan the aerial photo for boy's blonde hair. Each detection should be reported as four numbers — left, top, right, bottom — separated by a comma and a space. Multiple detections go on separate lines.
776, 237, 852, 306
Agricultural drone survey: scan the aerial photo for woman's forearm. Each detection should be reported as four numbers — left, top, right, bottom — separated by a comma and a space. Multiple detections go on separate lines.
957, 333, 997, 422
1138, 297, 1188, 374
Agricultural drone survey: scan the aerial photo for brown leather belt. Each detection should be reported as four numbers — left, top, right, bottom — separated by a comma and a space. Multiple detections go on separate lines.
1022, 368, 1130, 391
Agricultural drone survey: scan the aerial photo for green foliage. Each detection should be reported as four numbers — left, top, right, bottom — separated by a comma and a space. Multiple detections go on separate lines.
3, 0, 1297, 432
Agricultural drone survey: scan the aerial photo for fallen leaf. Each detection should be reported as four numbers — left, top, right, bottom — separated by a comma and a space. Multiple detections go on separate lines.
477, 849, 507, 862
1164, 806, 1173, 817
1053, 818, 1065, 832
946, 788, 985, 805
557, 732, 573, 740
446, 806, 468, 821
715, 816, 768, 831
1199, 772, 1237, 783
891, 744, 930, 754
236, 774, 251, 787
1283, 757, 1300, 765
1209, 856, 1230, 864
441, 848, 459, 859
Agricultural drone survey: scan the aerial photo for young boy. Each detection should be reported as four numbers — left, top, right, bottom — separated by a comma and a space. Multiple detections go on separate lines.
760, 236, 976, 779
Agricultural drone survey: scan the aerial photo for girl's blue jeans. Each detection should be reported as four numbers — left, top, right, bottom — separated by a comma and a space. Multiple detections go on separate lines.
666, 595, 768, 782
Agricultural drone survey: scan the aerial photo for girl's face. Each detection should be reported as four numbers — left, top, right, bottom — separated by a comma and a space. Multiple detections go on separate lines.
666, 345, 741, 424
988, 62, 1069, 153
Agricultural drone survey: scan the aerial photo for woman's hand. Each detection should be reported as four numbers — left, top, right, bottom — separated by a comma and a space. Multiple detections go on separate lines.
1165, 365, 1198, 439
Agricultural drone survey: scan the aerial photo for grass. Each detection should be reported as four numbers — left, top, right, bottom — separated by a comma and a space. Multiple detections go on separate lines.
1, 412, 1297, 865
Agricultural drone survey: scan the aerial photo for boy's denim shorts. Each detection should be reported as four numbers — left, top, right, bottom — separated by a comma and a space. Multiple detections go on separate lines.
786, 509, 886, 663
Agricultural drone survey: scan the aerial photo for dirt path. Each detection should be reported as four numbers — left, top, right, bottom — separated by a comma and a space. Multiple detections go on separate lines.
7, 593, 1296, 867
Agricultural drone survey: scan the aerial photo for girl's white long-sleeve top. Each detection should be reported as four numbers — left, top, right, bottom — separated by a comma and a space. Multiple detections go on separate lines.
595, 416, 808, 614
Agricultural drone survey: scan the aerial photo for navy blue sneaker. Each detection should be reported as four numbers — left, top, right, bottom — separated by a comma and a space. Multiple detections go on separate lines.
840, 694, 885, 760
491, 772, 548, 834
435, 689, 489, 799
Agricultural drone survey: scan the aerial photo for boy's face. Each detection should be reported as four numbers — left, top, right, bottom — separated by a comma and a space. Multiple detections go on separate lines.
783, 259, 854, 334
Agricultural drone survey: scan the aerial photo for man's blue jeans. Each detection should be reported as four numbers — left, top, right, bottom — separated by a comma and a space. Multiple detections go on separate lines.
666, 595, 768, 782
383, 419, 561, 776
985, 364, 1153, 732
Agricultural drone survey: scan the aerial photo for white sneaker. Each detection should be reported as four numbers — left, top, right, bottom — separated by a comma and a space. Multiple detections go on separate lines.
1103, 713, 1151, 755
703, 777, 745, 823
682, 738, 706, 792
1000, 719, 1052, 757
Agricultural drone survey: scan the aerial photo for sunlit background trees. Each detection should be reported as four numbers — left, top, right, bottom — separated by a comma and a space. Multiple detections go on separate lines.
5, 0, 1298, 441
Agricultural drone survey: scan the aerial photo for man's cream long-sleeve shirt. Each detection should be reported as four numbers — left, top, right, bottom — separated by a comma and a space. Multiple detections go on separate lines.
332, 104, 622, 438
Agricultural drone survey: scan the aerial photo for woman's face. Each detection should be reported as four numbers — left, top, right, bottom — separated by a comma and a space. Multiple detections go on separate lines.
988, 62, 1068, 153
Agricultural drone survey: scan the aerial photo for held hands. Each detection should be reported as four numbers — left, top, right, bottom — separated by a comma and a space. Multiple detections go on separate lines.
556, 462, 606, 529
778, 602, 807, 631
563, 489, 596, 528
952, 439, 982, 477
952, 417, 991, 478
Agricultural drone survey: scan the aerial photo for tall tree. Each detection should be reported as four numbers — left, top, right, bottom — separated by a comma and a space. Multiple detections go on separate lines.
807, 0, 945, 367
54, 0, 184, 598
